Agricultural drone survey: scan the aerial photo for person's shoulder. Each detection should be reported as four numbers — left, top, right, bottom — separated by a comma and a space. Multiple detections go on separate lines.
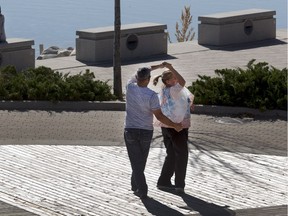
170, 83, 183, 93
126, 80, 137, 89
145, 88, 158, 100
173, 83, 184, 89
143, 87, 156, 94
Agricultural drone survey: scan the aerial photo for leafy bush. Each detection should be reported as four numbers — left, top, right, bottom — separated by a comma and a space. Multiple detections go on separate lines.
188, 59, 287, 110
0, 66, 116, 101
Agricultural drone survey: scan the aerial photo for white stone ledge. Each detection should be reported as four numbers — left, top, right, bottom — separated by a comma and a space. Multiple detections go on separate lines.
0, 101, 286, 120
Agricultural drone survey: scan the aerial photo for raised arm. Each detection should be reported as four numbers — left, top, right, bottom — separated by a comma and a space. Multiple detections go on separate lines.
150, 63, 165, 71
162, 62, 186, 87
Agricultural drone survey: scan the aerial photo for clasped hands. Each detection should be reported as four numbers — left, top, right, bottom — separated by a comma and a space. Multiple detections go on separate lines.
174, 123, 183, 132
158, 61, 173, 69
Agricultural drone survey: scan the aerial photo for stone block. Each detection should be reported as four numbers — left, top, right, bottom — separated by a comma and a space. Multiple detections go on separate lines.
0, 38, 35, 71
76, 22, 167, 63
198, 9, 276, 46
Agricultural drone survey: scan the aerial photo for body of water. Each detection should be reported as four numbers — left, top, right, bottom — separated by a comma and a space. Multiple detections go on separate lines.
1, 0, 287, 55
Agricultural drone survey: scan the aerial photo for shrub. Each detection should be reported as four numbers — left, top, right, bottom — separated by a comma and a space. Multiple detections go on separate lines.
175, 5, 195, 42
0, 66, 116, 102
188, 59, 287, 110
168, 5, 195, 43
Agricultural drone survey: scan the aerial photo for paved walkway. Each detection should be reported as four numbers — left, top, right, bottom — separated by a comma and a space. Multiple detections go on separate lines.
0, 29, 287, 216
0, 111, 287, 216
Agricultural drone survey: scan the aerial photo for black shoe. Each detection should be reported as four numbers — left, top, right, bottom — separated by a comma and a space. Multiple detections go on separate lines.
140, 194, 148, 199
175, 187, 185, 194
157, 184, 175, 190
133, 190, 148, 199
131, 187, 137, 192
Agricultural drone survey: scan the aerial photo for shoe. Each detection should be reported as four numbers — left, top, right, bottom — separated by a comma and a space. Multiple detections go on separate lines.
133, 190, 148, 199
131, 187, 137, 192
140, 194, 148, 200
157, 184, 175, 190
175, 187, 185, 194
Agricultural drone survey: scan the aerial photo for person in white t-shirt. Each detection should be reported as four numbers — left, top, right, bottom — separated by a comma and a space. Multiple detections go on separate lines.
153, 62, 194, 194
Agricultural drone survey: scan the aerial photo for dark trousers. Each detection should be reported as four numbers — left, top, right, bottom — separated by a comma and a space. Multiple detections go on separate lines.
124, 128, 153, 196
157, 127, 189, 189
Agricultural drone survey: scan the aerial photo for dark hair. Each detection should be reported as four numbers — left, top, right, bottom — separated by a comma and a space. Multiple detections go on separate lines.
153, 70, 173, 86
136, 67, 151, 81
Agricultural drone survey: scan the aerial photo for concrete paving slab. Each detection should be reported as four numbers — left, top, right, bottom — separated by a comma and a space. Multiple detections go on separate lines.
0, 145, 286, 216
0, 110, 286, 215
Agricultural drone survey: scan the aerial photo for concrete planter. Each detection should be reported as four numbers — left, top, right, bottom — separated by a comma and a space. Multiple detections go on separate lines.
0, 100, 125, 111
0, 101, 286, 120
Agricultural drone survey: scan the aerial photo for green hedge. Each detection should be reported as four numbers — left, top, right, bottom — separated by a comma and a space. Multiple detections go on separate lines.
188, 59, 287, 111
2, 60, 287, 111
0, 66, 116, 102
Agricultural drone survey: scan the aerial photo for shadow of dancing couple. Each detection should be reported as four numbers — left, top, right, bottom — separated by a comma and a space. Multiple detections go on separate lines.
141, 190, 235, 216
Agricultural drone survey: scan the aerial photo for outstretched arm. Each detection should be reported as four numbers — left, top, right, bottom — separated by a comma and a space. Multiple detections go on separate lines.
150, 63, 165, 71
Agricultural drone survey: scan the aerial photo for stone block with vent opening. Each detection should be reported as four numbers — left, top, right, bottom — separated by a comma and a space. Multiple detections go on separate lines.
198, 9, 276, 46
76, 22, 167, 63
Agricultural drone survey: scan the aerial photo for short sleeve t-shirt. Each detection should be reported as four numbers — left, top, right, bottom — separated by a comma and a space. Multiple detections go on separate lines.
125, 78, 160, 130
155, 83, 192, 128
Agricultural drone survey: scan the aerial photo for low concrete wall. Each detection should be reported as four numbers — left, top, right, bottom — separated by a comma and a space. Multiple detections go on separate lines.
0, 101, 126, 111
0, 101, 286, 120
